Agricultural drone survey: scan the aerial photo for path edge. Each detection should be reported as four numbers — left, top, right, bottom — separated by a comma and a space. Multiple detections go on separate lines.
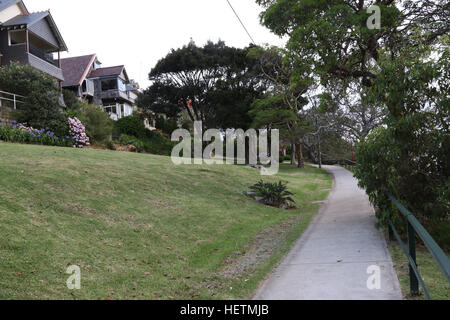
252, 166, 337, 300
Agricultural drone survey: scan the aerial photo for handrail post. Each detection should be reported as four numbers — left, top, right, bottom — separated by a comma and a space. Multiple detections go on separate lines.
388, 217, 394, 242
407, 220, 420, 296
13, 94, 16, 110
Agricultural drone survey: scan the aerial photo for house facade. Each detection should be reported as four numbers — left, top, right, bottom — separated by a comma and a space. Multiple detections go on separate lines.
0, 0, 67, 82
61, 54, 139, 121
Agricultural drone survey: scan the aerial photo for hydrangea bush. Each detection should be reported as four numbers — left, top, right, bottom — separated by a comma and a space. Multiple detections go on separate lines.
68, 117, 90, 148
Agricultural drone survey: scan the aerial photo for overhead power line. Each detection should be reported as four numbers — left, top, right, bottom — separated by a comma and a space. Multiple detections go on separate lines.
225, 0, 256, 44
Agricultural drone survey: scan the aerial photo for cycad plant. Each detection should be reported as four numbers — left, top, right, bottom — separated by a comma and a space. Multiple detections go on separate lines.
249, 180, 296, 209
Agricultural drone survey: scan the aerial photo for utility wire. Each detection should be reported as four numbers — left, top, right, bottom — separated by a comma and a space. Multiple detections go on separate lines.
225, 0, 256, 44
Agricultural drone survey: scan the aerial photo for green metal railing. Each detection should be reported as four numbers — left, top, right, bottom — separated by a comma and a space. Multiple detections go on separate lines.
386, 191, 450, 299
343, 160, 450, 299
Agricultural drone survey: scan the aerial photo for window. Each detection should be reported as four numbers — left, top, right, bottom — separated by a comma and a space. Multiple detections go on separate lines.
8, 30, 26, 46
118, 78, 127, 92
104, 106, 117, 114
101, 79, 118, 91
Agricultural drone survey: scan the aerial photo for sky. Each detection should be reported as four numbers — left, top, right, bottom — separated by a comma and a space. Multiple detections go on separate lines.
27, 0, 286, 89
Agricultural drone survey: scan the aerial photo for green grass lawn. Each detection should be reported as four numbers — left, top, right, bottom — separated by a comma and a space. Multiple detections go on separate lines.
0, 142, 331, 300
389, 243, 450, 300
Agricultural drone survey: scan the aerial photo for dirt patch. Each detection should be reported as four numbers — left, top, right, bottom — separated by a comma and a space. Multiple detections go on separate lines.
219, 216, 299, 279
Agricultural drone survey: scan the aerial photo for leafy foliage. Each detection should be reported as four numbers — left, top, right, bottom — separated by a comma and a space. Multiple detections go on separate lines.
75, 104, 113, 144
118, 132, 174, 156
256, 0, 449, 238
0, 120, 73, 147
0, 63, 68, 136
248, 45, 312, 168
138, 40, 267, 131
354, 42, 449, 237
249, 180, 296, 209
155, 115, 179, 135
114, 114, 148, 140
114, 115, 175, 155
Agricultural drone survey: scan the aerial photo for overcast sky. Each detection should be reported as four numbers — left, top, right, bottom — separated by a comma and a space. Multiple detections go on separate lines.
27, 0, 285, 88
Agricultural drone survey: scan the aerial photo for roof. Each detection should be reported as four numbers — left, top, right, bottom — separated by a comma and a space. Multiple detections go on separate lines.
88, 66, 125, 79
1, 11, 68, 51
60, 54, 97, 87
0, 0, 23, 12
1, 11, 47, 27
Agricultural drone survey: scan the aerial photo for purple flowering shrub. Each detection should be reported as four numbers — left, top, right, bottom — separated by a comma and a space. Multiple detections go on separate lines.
68, 117, 90, 148
0, 120, 73, 147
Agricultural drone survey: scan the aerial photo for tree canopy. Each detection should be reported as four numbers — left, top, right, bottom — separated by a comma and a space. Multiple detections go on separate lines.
138, 40, 267, 131
255, 0, 449, 232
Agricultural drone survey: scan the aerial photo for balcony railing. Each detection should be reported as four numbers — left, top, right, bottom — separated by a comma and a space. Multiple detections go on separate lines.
0, 90, 25, 110
29, 45, 58, 67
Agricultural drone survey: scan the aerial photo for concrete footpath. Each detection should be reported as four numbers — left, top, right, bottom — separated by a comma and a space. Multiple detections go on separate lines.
254, 166, 402, 300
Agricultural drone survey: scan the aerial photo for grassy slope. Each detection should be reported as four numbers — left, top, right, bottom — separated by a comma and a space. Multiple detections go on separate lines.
389, 243, 450, 300
0, 143, 331, 300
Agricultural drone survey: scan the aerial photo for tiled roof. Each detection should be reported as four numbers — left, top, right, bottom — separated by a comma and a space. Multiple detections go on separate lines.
61, 54, 96, 87
88, 66, 124, 79
1, 11, 48, 27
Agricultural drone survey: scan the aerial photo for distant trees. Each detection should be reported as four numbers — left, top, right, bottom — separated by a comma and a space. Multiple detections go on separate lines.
138, 40, 267, 132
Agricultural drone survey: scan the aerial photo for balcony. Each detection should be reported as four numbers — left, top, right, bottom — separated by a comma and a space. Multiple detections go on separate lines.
99, 89, 134, 104
29, 45, 58, 67
27, 53, 64, 81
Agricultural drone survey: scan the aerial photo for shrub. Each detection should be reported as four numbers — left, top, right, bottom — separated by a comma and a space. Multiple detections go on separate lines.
119, 134, 144, 152
142, 131, 175, 155
62, 89, 82, 109
249, 180, 296, 209
76, 104, 113, 144
105, 140, 116, 151
280, 154, 291, 163
118, 132, 175, 156
68, 117, 90, 148
155, 115, 179, 135
114, 115, 147, 139
113, 115, 175, 155
355, 122, 449, 234
0, 63, 68, 136
0, 120, 73, 147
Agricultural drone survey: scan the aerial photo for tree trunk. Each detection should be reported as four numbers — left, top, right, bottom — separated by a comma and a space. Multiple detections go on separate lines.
290, 143, 296, 165
296, 139, 305, 169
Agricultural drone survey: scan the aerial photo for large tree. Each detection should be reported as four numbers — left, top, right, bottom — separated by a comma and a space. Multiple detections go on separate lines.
256, 0, 449, 88
255, 0, 450, 230
248, 46, 313, 168
138, 40, 266, 131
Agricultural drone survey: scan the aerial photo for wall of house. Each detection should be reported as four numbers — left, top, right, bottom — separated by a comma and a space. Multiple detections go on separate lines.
0, 3, 24, 24
92, 78, 103, 105
122, 103, 134, 117
28, 19, 59, 48
0, 30, 28, 66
